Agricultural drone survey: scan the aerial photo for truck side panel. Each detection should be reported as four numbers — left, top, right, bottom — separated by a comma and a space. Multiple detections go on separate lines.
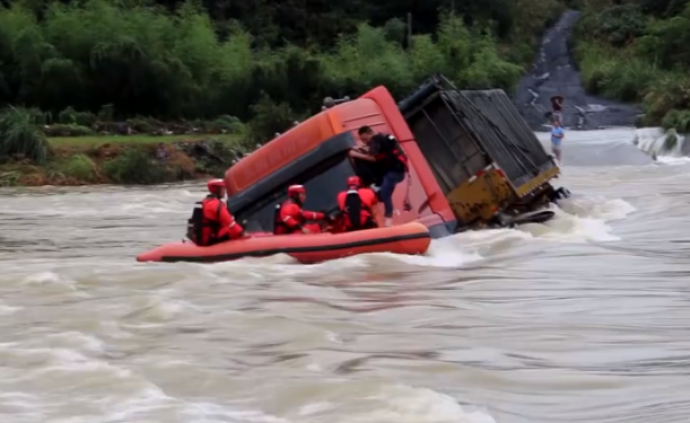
397, 74, 562, 225
458, 89, 559, 195
398, 91, 491, 194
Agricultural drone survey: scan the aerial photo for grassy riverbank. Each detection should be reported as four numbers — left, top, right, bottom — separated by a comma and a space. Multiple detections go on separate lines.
48, 133, 240, 148
572, 0, 690, 132
0, 115, 246, 187
0, 142, 243, 187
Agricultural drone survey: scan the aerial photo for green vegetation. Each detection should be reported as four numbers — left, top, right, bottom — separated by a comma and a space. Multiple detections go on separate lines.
573, 0, 690, 132
0, 106, 49, 164
0, 0, 568, 185
0, 0, 565, 120
0, 106, 243, 186
48, 133, 241, 148
58, 154, 98, 181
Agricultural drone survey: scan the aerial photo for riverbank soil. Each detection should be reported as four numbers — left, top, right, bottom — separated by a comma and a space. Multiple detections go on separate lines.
0, 135, 244, 187
514, 10, 642, 131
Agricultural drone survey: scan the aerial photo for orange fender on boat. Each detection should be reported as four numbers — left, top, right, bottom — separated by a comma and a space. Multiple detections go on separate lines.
136, 222, 431, 264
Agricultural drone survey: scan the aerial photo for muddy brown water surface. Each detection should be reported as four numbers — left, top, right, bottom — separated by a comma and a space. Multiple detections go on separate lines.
1, 132, 690, 423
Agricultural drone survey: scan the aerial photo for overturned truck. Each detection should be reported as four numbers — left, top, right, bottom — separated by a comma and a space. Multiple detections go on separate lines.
224, 73, 570, 238
398, 75, 569, 229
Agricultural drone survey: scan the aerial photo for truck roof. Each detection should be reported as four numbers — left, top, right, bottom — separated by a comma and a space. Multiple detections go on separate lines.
225, 86, 408, 195
225, 110, 337, 195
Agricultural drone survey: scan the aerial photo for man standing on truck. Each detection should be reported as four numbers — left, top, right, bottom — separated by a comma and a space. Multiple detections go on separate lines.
551, 119, 564, 164
349, 126, 408, 228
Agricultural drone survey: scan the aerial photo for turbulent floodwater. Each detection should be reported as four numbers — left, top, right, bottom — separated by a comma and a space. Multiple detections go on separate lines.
2, 129, 690, 423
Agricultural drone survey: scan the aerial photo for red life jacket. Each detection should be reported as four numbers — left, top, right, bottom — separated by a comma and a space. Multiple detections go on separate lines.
344, 190, 376, 231
187, 195, 224, 246
338, 189, 377, 231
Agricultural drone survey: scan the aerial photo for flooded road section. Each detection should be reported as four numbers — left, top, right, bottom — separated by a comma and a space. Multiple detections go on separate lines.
1, 135, 690, 423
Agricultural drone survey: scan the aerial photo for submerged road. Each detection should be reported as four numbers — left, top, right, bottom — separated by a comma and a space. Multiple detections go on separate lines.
514, 10, 642, 131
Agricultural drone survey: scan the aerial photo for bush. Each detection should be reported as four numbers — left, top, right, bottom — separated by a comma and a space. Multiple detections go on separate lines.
207, 115, 245, 134
576, 40, 663, 102
26, 107, 52, 125
0, 1, 544, 125
574, 3, 690, 126
636, 15, 690, 69
0, 170, 21, 186
246, 92, 298, 145
661, 109, 690, 133
98, 104, 115, 121
125, 117, 155, 134
58, 106, 97, 127
57, 153, 97, 181
102, 149, 171, 184
601, 59, 660, 102
643, 76, 690, 123
508, 0, 566, 61
43, 123, 94, 137
595, 5, 647, 47
0, 106, 50, 164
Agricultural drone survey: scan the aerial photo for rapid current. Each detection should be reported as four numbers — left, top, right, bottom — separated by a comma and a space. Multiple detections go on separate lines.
1, 128, 690, 423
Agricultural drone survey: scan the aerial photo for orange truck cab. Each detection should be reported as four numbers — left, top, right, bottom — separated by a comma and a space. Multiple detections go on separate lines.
225, 74, 569, 238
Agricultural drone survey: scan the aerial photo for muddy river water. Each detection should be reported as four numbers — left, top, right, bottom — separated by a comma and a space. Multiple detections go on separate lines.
1, 129, 690, 423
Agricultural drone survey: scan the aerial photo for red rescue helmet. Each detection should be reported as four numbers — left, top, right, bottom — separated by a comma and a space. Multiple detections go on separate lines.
207, 178, 225, 194
287, 184, 306, 197
347, 176, 361, 187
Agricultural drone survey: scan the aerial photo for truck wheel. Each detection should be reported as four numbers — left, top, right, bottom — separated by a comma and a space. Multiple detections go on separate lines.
488, 212, 515, 229
549, 187, 571, 203
512, 210, 555, 225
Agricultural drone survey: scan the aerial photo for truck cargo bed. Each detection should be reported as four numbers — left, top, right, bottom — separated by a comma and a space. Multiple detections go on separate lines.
459, 89, 555, 189
398, 74, 558, 197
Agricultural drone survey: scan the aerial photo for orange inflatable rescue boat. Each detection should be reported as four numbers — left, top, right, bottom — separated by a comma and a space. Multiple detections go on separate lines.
136, 222, 431, 264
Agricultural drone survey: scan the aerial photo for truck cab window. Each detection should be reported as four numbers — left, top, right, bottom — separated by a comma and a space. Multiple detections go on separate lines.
236, 156, 360, 232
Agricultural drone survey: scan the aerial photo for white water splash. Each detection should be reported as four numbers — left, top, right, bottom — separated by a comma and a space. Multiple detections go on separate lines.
633, 127, 687, 157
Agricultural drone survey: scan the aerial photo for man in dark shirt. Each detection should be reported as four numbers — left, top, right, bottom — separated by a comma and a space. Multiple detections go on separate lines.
349, 126, 408, 227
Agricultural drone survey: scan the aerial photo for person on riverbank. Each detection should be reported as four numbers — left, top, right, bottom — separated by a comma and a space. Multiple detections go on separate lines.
350, 126, 408, 227
551, 120, 564, 164
188, 179, 246, 246
274, 185, 326, 235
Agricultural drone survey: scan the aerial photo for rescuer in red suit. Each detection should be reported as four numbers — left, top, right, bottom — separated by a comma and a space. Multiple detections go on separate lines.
274, 185, 326, 234
194, 179, 246, 246
336, 176, 379, 231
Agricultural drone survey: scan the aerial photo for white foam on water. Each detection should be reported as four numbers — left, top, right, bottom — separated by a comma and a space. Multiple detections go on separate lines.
313, 384, 496, 423
0, 302, 22, 316
516, 196, 636, 242
634, 127, 687, 157
177, 401, 293, 423
184, 189, 637, 275
656, 155, 690, 165
400, 236, 484, 267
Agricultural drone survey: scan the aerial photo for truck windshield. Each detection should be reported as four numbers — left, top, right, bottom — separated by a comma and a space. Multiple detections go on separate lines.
237, 156, 359, 232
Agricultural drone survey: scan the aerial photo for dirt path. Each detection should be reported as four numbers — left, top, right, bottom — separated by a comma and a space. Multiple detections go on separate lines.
514, 10, 642, 131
